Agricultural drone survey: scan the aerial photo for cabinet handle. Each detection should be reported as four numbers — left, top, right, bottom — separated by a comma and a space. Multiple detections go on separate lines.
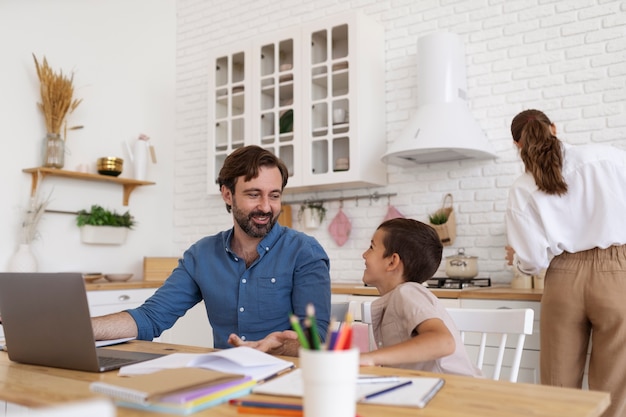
118, 295, 131, 301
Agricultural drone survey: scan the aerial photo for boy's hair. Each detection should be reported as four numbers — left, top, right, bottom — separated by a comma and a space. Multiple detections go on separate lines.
377, 218, 443, 283
217, 145, 289, 212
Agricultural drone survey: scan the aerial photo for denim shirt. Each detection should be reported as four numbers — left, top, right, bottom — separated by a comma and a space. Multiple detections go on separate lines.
127, 224, 331, 348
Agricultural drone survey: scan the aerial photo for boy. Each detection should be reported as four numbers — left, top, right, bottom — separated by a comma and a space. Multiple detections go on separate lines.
359, 218, 481, 377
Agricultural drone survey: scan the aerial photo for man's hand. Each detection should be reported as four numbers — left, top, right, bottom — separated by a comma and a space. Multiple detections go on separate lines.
228, 330, 300, 356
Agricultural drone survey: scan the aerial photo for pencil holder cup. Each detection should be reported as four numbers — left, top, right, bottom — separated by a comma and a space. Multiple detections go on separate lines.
299, 348, 359, 417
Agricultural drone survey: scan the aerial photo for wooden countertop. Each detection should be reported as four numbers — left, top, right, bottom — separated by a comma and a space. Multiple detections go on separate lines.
86, 280, 542, 302
0, 340, 609, 417
331, 283, 543, 302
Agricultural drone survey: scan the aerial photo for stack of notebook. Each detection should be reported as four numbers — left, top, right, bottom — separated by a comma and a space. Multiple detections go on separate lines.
90, 346, 295, 415
91, 368, 254, 415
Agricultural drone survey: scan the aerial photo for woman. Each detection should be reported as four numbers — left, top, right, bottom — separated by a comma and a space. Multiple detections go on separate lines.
505, 109, 626, 417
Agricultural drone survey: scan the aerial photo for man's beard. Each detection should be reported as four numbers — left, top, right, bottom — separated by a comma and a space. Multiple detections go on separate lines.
232, 206, 277, 238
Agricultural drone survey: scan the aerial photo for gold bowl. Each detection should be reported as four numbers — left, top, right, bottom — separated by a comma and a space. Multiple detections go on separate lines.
97, 157, 123, 177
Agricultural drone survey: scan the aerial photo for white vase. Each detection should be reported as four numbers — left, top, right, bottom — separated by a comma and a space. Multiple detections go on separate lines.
8, 244, 38, 272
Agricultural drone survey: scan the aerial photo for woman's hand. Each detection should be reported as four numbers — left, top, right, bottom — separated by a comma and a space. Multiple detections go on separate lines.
505, 245, 516, 266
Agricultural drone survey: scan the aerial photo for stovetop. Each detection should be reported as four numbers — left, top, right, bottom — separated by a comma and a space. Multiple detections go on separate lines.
426, 277, 491, 289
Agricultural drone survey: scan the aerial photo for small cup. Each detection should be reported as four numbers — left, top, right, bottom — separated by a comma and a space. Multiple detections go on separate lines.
299, 348, 359, 417
333, 108, 346, 124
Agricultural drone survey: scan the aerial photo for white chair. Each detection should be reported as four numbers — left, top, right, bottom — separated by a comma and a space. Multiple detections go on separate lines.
446, 308, 534, 382
360, 301, 533, 382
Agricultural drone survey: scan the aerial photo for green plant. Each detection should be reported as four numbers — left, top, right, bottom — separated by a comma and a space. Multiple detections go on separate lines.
298, 201, 326, 224
76, 205, 135, 228
428, 210, 448, 225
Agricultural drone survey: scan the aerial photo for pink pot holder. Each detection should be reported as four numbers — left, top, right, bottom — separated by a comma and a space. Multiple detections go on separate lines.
384, 205, 405, 221
328, 208, 352, 247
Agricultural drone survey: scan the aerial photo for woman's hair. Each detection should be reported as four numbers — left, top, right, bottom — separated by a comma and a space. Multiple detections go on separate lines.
217, 145, 289, 212
377, 218, 443, 283
510, 109, 568, 196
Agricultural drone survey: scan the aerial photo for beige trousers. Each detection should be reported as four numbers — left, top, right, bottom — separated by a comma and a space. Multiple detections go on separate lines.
541, 245, 626, 417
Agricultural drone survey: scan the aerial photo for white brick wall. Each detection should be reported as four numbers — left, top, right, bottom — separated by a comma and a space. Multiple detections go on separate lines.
175, 0, 626, 284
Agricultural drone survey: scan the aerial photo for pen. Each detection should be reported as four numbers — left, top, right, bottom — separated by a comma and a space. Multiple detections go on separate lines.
358, 376, 401, 384
229, 400, 303, 410
360, 380, 413, 400
289, 314, 310, 349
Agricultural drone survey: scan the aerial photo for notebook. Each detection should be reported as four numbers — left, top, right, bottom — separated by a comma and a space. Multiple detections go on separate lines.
0, 272, 163, 372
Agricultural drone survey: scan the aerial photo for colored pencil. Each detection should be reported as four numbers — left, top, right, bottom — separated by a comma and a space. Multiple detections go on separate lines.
289, 314, 310, 349
236, 406, 302, 416
306, 303, 322, 350
333, 312, 353, 350
229, 399, 302, 410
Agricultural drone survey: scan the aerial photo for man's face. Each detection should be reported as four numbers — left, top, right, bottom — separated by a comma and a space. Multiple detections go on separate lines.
223, 165, 283, 239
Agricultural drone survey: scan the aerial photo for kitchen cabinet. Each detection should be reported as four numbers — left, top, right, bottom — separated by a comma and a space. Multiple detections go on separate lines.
23, 167, 155, 206
86, 288, 213, 347
207, 11, 386, 195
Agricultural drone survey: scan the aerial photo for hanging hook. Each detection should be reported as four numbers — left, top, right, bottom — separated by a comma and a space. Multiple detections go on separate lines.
339, 198, 344, 209
355, 196, 359, 207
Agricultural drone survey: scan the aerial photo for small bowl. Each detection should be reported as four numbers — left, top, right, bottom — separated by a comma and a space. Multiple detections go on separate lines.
83, 272, 104, 283
97, 157, 123, 177
104, 273, 133, 282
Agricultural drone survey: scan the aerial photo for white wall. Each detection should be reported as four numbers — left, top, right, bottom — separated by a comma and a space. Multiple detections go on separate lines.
0, 0, 177, 278
175, 0, 626, 284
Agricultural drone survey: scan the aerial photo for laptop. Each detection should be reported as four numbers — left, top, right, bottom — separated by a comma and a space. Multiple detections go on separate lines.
0, 272, 163, 372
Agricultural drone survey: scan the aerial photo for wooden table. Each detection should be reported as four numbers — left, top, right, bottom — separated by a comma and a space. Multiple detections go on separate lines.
0, 340, 609, 417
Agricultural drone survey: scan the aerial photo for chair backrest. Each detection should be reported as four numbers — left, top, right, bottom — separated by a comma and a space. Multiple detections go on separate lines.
359, 301, 533, 382
446, 308, 534, 382
330, 301, 351, 323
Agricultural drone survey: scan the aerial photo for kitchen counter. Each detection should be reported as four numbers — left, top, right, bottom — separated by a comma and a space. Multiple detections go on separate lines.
331, 283, 543, 302
86, 281, 543, 302
85, 280, 163, 291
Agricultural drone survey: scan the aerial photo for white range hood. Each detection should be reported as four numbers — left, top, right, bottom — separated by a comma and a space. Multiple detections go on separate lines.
382, 32, 496, 166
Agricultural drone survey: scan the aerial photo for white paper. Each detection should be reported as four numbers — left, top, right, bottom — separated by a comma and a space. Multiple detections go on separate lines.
95, 337, 135, 347
118, 346, 295, 382
253, 369, 444, 408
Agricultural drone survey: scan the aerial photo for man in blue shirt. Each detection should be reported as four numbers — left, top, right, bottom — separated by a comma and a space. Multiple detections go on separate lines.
92, 146, 331, 356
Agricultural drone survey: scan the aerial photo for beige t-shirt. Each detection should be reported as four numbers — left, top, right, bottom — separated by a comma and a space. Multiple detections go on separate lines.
371, 282, 482, 377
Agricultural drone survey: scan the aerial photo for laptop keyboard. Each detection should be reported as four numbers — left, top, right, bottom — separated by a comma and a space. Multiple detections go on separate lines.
98, 355, 138, 368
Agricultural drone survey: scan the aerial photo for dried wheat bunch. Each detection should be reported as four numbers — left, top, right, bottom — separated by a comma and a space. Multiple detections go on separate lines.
33, 53, 82, 136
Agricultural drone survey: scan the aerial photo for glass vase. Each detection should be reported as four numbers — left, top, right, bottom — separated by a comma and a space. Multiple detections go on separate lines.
42, 133, 65, 168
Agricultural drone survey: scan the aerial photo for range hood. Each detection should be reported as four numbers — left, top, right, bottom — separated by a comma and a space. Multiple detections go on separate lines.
382, 32, 496, 166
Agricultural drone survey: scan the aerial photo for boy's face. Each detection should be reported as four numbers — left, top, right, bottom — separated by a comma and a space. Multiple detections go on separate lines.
361, 228, 390, 286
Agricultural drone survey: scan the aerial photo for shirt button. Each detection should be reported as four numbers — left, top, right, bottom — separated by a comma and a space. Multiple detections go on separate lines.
265, 247, 269, 251
241, 335, 246, 341
242, 279, 247, 284
234, 257, 239, 261
239, 307, 244, 312
271, 277, 276, 283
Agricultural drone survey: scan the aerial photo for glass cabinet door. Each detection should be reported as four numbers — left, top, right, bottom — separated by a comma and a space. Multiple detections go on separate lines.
210, 49, 249, 190
309, 23, 350, 177
254, 34, 300, 182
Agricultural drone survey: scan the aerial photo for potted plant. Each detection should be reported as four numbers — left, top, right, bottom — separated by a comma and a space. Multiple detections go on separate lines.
428, 193, 456, 246
76, 204, 135, 245
298, 201, 326, 229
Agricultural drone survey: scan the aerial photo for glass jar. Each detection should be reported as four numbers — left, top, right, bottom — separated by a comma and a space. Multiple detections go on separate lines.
42, 133, 65, 168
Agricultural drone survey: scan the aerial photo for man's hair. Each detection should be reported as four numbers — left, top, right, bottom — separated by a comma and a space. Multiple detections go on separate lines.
377, 218, 443, 283
217, 145, 289, 212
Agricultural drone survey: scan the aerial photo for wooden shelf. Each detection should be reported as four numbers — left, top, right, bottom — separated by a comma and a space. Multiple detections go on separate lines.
23, 167, 155, 206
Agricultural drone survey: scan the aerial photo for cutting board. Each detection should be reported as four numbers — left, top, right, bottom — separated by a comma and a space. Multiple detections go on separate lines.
277, 204, 293, 228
